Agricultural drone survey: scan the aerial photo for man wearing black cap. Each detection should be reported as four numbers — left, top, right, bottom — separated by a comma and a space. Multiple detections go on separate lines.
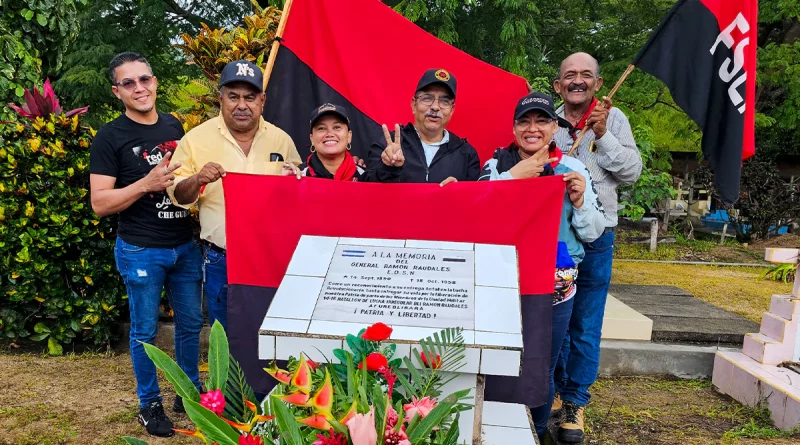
168, 60, 301, 330
367, 68, 480, 185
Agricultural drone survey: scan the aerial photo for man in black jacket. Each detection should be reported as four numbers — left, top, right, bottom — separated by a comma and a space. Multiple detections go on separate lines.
367, 69, 480, 185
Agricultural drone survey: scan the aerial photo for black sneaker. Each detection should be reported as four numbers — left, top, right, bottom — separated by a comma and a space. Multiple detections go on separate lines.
173, 395, 185, 413
138, 400, 175, 437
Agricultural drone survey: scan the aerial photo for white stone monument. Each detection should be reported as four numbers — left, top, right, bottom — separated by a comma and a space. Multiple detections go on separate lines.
259, 236, 538, 444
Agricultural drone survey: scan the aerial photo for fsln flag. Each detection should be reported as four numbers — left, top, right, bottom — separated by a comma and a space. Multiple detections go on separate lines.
223, 174, 565, 402
262, 0, 529, 163
633, 0, 758, 204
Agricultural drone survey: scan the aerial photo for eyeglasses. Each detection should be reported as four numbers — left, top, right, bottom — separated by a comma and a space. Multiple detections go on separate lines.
514, 117, 556, 130
115, 75, 154, 91
415, 94, 454, 109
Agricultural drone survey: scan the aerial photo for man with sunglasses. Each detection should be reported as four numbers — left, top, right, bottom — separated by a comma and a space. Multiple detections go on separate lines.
367, 68, 480, 185
90, 52, 204, 438
550, 52, 642, 444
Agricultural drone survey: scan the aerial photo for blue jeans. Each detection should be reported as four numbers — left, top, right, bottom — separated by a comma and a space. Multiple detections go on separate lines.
114, 238, 204, 407
203, 246, 228, 330
530, 297, 574, 438
556, 230, 615, 407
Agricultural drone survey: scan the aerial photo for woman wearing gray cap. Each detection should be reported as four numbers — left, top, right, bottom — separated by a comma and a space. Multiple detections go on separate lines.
282, 103, 404, 182
480, 92, 606, 442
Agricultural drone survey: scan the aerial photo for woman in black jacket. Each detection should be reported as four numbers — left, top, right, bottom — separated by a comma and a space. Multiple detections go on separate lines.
282, 103, 404, 182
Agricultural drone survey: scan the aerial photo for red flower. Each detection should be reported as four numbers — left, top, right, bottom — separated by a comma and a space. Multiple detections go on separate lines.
239, 435, 264, 445
308, 359, 319, 371
378, 366, 397, 396
361, 322, 393, 341
358, 353, 388, 372
200, 389, 226, 416
420, 352, 442, 369
313, 428, 348, 445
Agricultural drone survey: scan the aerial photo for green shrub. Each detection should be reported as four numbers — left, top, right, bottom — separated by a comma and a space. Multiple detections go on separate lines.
0, 85, 124, 354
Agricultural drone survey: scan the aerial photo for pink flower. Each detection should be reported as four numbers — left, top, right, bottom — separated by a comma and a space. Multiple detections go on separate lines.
403, 396, 437, 422
346, 406, 378, 445
200, 389, 226, 416
386, 405, 399, 428
398, 441, 411, 445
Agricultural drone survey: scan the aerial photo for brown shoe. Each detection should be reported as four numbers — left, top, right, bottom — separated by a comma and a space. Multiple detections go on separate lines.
557, 401, 585, 443
550, 392, 563, 418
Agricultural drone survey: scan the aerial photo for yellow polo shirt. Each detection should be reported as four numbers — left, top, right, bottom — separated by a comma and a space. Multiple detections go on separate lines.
167, 116, 300, 249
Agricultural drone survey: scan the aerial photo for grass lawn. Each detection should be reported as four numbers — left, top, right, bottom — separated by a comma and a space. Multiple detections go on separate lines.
612, 262, 793, 323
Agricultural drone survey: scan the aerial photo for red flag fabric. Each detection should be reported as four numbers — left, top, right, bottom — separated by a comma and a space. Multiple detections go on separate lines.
224, 175, 566, 295
633, 0, 758, 204
263, 0, 530, 164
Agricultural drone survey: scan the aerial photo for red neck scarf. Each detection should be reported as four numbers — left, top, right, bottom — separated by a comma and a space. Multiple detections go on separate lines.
567, 97, 598, 140
306, 150, 358, 181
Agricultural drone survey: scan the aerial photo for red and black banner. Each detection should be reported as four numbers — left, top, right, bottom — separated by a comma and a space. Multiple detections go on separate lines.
633, 0, 758, 204
262, 0, 529, 163
224, 174, 564, 404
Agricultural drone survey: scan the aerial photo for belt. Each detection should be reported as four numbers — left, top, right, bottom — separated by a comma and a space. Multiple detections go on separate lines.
603, 226, 617, 235
203, 240, 226, 254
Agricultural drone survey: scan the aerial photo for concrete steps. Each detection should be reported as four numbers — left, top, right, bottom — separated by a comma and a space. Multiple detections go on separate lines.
713, 294, 800, 430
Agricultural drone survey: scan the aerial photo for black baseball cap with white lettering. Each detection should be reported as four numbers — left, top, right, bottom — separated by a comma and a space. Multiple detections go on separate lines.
415, 68, 457, 98
514, 92, 558, 121
219, 60, 264, 92
309, 103, 351, 129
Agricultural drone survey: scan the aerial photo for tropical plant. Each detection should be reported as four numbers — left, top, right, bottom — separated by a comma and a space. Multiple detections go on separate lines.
0, 0, 86, 120
617, 125, 675, 221
762, 263, 796, 284
124, 322, 471, 445
170, 2, 281, 131
0, 80, 123, 353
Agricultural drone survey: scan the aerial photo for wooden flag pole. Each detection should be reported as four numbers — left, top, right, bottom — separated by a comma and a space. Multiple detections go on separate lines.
262, 0, 295, 92
566, 64, 636, 157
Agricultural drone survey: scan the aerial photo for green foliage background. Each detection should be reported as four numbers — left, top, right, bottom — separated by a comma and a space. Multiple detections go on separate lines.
0, 115, 123, 352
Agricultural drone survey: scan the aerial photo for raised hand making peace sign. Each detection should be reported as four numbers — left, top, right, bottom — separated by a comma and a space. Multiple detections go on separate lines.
380, 124, 405, 167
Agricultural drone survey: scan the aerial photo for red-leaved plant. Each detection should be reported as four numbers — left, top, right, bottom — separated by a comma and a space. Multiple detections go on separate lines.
8, 78, 88, 120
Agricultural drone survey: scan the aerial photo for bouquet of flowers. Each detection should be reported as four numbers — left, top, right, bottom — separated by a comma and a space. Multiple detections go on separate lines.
123, 321, 471, 445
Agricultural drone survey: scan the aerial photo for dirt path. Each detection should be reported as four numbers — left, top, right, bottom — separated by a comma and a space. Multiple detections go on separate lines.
2, 352, 799, 444
0, 352, 194, 445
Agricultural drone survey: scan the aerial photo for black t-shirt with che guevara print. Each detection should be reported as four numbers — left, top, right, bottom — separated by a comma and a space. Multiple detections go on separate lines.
90, 113, 192, 248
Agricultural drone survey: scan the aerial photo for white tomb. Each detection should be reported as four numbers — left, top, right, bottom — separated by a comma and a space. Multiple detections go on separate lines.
259, 236, 538, 444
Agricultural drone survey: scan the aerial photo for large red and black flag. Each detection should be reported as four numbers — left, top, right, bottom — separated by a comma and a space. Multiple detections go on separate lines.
633, 0, 758, 204
224, 174, 565, 405
262, 0, 529, 162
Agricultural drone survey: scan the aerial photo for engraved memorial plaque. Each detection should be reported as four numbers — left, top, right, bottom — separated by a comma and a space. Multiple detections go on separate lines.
312, 245, 475, 329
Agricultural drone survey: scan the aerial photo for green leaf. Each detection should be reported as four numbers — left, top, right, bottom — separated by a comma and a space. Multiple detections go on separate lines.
34, 322, 50, 334
345, 333, 365, 360
36, 13, 48, 26
270, 397, 304, 445
222, 354, 258, 422
408, 389, 471, 442
121, 437, 149, 445
141, 342, 200, 402
441, 412, 461, 445
207, 320, 229, 391
21, 9, 34, 21
182, 399, 239, 445
29, 333, 49, 341
47, 337, 62, 355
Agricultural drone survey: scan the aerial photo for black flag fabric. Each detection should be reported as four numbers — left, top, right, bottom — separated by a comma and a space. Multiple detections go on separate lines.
633, 0, 757, 204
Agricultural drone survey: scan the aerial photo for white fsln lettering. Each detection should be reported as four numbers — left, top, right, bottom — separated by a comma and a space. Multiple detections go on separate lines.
710, 13, 750, 114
